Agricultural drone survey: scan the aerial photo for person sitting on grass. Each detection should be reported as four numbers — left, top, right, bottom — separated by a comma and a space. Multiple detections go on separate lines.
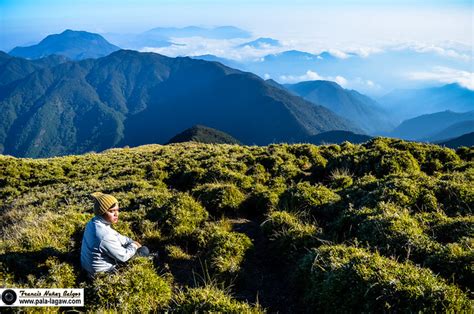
80, 192, 150, 277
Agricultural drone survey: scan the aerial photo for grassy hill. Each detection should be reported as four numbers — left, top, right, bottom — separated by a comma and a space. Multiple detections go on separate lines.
166, 125, 242, 144
0, 138, 472, 312
305, 130, 372, 145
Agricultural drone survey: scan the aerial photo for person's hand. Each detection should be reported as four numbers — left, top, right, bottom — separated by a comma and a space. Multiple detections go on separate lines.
133, 241, 142, 248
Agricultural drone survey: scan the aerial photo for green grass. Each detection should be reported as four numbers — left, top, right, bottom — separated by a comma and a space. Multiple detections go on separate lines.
0, 138, 472, 311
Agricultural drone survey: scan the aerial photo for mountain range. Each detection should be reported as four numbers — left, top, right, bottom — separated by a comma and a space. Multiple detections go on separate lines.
0, 51, 69, 86
191, 48, 471, 97
380, 83, 474, 123
0, 50, 359, 158
425, 120, 474, 142
284, 80, 393, 134
390, 110, 474, 140
6, 28, 472, 97
438, 132, 474, 149
9, 30, 120, 60
2, 29, 472, 157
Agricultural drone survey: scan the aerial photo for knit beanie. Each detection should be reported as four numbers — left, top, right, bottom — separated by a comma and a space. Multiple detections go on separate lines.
91, 192, 118, 216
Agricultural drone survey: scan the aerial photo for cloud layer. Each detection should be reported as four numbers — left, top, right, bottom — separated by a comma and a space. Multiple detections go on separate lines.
141, 36, 288, 61
407, 66, 474, 90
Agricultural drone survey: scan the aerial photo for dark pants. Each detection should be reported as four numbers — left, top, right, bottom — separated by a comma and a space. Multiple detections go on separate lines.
136, 246, 150, 257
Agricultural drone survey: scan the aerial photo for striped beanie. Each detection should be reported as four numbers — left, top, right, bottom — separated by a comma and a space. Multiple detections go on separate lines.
91, 192, 118, 216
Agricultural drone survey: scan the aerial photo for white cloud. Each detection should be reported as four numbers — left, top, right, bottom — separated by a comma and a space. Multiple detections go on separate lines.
141, 36, 289, 61
278, 70, 323, 83
277, 71, 384, 92
335, 76, 348, 86
407, 66, 474, 90
278, 70, 350, 87
350, 77, 383, 91
350, 47, 384, 58
139, 34, 472, 67
389, 41, 471, 61
328, 49, 350, 59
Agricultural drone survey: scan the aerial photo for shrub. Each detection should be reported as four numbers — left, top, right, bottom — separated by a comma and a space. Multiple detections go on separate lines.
173, 286, 263, 313
165, 244, 193, 260
165, 162, 206, 191
342, 174, 438, 212
198, 223, 253, 275
328, 168, 353, 190
203, 164, 253, 189
0, 210, 89, 253
261, 211, 320, 258
255, 153, 285, 174
329, 140, 421, 178
430, 215, 474, 244
246, 163, 270, 184
144, 160, 168, 181
338, 203, 439, 260
377, 175, 437, 211
30, 257, 77, 288
287, 144, 327, 169
375, 149, 421, 176
89, 257, 172, 312
435, 174, 473, 216
136, 219, 162, 245
276, 162, 305, 181
425, 238, 474, 291
296, 245, 472, 312
456, 146, 473, 161
151, 193, 208, 238
392, 141, 461, 174
192, 183, 246, 216
278, 182, 340, 220
241, 184, 279, 217
110, 182, 172, 211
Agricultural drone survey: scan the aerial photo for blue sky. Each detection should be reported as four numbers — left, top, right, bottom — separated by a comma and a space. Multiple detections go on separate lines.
1, 0, 472, 51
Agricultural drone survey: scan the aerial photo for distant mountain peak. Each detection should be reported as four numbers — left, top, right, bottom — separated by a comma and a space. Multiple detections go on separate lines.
238, 37, 281, 48
317, 51, 337, 60
167, 125, 242, 145
9, 30, 120, 60
305, 130, 372, 145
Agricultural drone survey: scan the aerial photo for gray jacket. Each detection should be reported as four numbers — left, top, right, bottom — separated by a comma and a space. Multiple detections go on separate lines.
80, 216, 138, 275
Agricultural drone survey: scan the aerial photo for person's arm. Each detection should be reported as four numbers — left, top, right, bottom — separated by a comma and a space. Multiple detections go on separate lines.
115, 232, 134, 246
115, 232, 142, 248
100, 234, 139, 263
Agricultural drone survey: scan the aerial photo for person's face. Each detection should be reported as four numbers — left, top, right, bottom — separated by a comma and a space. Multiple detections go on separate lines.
103, 203, 119, 224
